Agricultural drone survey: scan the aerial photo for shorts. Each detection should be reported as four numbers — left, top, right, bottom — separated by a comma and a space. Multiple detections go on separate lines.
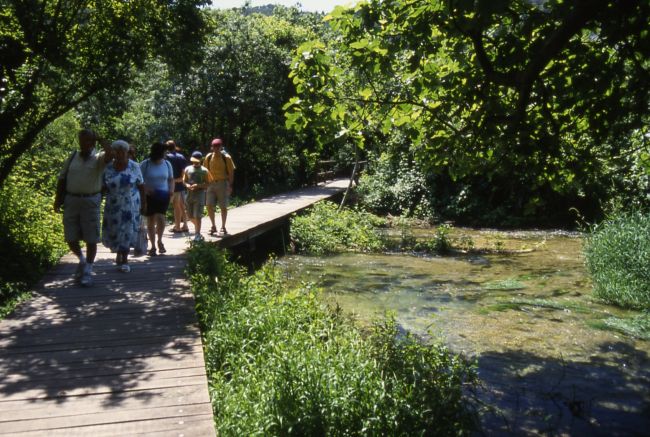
206, 180, 229, 209
144, 189, 170, 216
185, 191, 206, 220
63, 194, 101, 244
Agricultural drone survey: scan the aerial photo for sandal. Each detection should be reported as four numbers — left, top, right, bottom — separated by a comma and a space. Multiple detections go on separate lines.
171, 228, 182, 233
148, 248, 157, 257
157, 242, 166, 254
209, 226, 217, 236
181, 226, 190, 232
220, 227, 228, 235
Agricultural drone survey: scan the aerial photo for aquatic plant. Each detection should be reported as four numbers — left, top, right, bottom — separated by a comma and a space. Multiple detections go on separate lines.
187, 243, 478, 435
290, 201, 385, 255
583, 210, 650, 309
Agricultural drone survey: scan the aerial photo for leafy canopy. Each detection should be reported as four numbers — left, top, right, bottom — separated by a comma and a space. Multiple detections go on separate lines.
0, 0, 209, 186
286, 0, 650, 203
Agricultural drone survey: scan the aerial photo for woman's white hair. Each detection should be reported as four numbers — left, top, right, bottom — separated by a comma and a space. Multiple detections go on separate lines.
111, 140, 130, 151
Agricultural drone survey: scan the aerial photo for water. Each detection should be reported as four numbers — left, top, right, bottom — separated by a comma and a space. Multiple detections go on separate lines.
278, 229, 650, 435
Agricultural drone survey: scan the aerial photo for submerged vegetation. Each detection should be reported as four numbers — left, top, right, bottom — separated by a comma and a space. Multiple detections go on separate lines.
187, 243, 478, 435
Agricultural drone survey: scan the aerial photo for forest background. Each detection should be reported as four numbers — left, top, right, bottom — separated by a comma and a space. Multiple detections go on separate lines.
0, 0, 649, 310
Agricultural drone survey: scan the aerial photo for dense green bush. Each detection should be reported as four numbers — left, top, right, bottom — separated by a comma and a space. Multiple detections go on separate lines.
583, 211, 650, 309
0, 114, 76, 315
290, 201, 385, 255
357, 152, 437, 220
187, 243, 477, 435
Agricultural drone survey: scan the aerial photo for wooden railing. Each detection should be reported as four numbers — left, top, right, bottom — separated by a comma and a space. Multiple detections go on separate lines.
315, 160, 367, 184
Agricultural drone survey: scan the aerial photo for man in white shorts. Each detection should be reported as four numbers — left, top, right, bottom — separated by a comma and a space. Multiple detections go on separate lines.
53, 129, 111, 286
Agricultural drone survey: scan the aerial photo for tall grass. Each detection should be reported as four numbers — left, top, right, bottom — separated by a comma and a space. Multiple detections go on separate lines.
583, 210, 650, 309
187, 243, 478, 435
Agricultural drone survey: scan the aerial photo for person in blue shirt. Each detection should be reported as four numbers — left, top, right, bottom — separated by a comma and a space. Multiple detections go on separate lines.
165, 140, 189, 233
140, 142, 173, 256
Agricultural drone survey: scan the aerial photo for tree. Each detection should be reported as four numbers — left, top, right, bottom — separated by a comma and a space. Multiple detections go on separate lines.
286, 0, 650, 219
0, 0, 209, 186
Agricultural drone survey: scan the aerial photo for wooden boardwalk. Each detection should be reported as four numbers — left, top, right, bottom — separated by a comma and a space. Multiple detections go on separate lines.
0, 179, 349, 436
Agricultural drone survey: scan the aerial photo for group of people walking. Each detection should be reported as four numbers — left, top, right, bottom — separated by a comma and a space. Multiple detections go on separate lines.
53, 129, 235, 286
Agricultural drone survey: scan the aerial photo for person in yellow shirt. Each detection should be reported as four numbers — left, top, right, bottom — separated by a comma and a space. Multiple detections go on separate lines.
203, 138, 235, 235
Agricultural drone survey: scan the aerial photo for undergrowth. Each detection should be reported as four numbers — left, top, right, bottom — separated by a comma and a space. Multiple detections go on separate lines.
187, 243, 478, 435
583, 210, 650, 309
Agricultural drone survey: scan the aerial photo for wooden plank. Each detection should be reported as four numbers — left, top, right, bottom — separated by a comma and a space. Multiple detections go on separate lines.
1, 413, 216, 436
0, 383, 210, 421
0, 180, 347, 436
0, 370, 208, 402
0, 403, 213, 433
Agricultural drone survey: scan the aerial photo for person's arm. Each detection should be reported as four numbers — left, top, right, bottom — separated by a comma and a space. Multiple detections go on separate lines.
98, 136, 112, 163
138, 183, 146, 213
227, 159, 234, 194
183, 168, 193, 191
167, 161, 174, 193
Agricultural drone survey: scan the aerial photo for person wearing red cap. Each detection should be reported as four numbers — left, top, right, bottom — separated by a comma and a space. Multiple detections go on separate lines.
203, 138, 235, 235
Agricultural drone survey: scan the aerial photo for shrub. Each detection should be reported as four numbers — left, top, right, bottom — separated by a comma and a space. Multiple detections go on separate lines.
0, 115, 75, 314
188, 243, 478, 435
290, 201, 385, 255
357, 152, 437, 221
583, 210, 650, 309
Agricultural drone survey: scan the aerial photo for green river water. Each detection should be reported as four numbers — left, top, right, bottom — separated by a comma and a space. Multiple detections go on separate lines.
277, 229, 650, 436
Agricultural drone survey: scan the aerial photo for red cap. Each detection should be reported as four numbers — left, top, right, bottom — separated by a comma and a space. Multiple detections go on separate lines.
211, 138, 223, 146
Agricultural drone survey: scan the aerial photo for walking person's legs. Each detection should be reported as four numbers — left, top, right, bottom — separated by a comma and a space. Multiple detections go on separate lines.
155, 213, 166, 253
146, 215, 156, 256
119, 249, 131, 272
220, 207, 228, 234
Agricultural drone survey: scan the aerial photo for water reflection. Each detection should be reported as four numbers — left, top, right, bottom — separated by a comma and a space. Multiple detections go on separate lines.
278, 229, 650, 435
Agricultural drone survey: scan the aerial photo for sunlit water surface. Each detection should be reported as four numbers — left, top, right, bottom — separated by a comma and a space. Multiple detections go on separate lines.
277, 229, 650, 435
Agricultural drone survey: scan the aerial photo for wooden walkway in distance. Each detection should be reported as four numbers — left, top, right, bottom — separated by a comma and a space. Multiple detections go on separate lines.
0, 179, 348, 436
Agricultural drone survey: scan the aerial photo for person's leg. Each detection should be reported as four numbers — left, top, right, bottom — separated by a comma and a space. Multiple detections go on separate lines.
78, 195, 101, 286
68, 240, 86, 281
181, 197, 189, 230
156, 213, 166, 252
206, 184, 217, 233
220, 207, 228, 233
85, 243, 97, 264
207, 205, 216, 232
146, 215, 156, 254
216, 181, 229, 233
120, 249, 131, 272
68, 241, 84, 261
172, 192, 183, 231
64, 197, 86, 278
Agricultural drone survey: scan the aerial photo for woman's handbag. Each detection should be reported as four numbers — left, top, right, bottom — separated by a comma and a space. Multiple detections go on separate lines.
134, 217, 147, 256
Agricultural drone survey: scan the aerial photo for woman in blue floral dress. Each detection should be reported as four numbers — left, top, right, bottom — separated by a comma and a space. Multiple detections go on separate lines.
102, 140, 145, 272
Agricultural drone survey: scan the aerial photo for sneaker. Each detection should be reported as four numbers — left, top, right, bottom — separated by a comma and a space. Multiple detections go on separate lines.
80, 272, 93, 287
120, 264, 131, 273
193, 234, 204, 242
74, 261, 86, 282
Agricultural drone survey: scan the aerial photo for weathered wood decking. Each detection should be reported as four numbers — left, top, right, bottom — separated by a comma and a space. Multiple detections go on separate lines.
0, 179, 349, 436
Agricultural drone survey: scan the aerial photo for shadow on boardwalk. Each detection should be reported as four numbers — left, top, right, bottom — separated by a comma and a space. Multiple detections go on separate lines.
0, 253, 207, 414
